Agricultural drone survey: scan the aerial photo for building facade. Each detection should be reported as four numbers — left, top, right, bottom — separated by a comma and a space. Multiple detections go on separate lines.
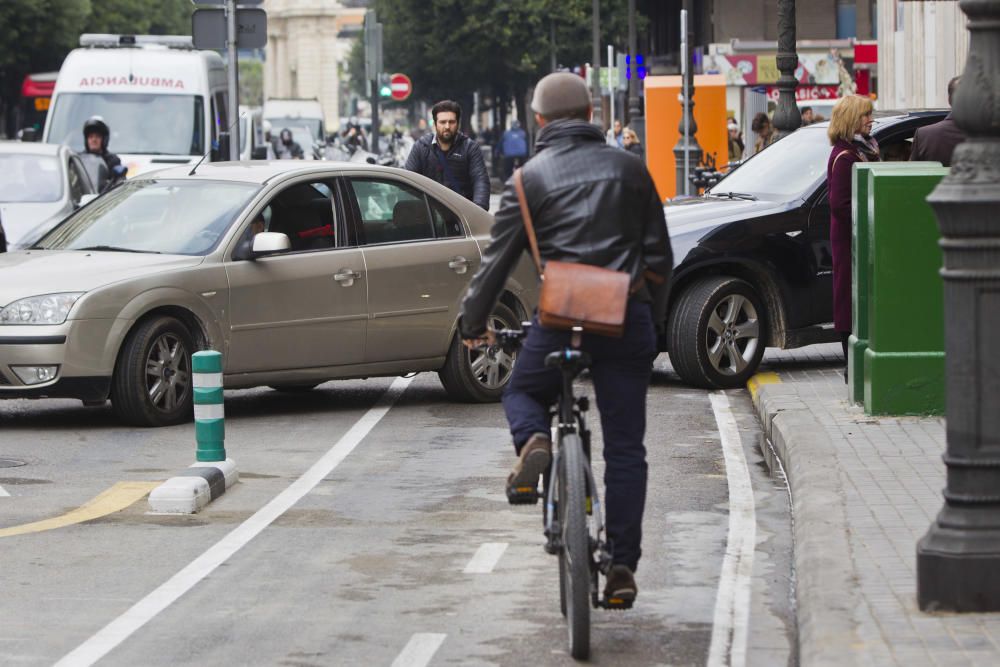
263, 0, 367, 133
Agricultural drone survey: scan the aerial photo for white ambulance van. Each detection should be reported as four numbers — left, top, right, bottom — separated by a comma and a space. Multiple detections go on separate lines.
43, 34, 228, 177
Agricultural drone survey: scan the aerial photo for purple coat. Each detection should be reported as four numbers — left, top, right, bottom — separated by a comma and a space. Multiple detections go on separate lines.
827, 140, 865, 333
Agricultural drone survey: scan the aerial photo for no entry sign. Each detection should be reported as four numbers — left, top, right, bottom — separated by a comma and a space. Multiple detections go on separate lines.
389, 73, 412, 101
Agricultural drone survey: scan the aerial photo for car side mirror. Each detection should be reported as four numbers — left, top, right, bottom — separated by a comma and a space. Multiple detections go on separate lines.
251, 231, 291, 256
251, 146, 269, 160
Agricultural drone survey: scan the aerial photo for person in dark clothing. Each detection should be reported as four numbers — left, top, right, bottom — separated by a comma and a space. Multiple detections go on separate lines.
83, 116, 123, 189
827, 94, 881, 370
457, 72, 673, 605
404, 100, 490, 210
623, 126, 644, 160
910, 76, 966, 166
275, 128, 304, 160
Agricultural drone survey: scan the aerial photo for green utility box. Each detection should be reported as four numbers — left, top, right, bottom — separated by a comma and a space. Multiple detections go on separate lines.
863, 165, 949, 415
849, 161, 941, 405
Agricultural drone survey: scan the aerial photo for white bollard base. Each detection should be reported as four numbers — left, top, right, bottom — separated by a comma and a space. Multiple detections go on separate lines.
148, 458, 238, 514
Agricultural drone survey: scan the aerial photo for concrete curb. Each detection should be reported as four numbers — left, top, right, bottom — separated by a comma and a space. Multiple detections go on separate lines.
148, 459, 238, 514
748, 375, 862, 667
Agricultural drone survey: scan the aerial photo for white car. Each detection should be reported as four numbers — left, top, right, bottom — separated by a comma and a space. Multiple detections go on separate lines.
0, 142, 98, 249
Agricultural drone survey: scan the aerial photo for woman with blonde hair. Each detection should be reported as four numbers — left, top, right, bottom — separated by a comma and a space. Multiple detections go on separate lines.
827, 94, 880, 373
623, 126, 644, 159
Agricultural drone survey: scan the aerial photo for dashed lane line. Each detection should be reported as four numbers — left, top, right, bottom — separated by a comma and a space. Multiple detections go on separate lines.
463, 542, 508, 574
54, 375, 414, 667
707, 391, 757, 667
0, 482, 158, 538
0, 484, 9, 497
391, 633, 447, 667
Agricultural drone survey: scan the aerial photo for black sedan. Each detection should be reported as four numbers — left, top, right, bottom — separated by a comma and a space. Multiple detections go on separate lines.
663, 110, 948, 388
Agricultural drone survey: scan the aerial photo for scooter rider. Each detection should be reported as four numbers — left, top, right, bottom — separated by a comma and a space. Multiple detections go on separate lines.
83, 116, 128, 191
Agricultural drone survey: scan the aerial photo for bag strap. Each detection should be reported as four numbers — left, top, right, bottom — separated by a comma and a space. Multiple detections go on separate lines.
513, 168, 544, 277
831, 149, 854, 172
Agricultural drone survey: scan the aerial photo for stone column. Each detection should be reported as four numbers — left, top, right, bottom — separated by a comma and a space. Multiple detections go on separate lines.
917, 0, 1000, 612
772, 0, 801, 140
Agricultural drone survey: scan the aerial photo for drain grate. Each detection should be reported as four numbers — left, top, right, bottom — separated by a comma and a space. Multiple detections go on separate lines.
0, 458, 26, 469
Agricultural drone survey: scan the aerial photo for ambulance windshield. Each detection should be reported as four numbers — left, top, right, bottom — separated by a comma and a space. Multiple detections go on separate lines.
46, 93, 205, 156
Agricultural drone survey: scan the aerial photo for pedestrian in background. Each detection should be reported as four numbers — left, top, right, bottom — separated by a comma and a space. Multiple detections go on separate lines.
827, 94, 881, 369
410, 117, 429, 142
606, 118, 624, 148
499, 121, 529, 180
623, 127, 644, 160
910, 76, 966, 166
800, 106, 815, 126
727, 119, 744, 162
458, 71, 673, 606
751, 112, 774, 154
405, 100, 490, 210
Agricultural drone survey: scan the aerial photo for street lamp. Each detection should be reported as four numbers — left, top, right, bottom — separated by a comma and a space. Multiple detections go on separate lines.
591, 0, 603, 127
772, 0, 801, 140
627, 0, 645, 144
917, 0, 1000, 612
673, 1, 702, 196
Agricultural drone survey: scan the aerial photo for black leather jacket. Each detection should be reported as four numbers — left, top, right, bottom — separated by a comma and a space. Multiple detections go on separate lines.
459, 119, 673, 338
405, 132, 490, 210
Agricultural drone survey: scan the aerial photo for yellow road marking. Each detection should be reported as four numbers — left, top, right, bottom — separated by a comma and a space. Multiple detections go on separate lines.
0, 481, 159, 538
747, 372, 781, 402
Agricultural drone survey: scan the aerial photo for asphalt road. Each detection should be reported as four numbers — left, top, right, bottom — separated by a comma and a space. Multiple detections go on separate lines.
0, 355, 794, 666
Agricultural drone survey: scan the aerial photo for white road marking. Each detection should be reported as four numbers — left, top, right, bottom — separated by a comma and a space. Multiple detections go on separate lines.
54, 376, 414, 667
463, 542, 508, 574
391, 633, 447, 667
706, 391, 757, 667
0, 485, 9, 497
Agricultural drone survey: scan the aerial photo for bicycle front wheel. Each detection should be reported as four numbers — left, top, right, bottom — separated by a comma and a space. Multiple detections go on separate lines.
558, 433, 591, 660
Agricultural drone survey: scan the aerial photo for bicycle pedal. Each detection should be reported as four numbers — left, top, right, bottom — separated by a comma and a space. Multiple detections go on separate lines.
506, 486, 539, 505
600, 596, 635, 611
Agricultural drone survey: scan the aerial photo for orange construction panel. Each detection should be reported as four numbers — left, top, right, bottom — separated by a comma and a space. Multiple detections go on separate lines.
645, 74, 729, 200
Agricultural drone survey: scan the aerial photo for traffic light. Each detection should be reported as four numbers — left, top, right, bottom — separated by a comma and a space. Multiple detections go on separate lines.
378, 73, 392, 98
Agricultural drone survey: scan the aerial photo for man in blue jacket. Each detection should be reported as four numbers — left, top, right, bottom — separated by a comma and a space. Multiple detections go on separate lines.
405, 100, 490, 210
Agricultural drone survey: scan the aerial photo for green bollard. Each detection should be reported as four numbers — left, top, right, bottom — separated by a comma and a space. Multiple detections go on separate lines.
192, 350, 225, 462
863, 166, 949, 415
849, 161, 941, 405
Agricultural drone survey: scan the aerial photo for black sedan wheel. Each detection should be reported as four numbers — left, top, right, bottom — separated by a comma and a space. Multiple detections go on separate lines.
438, 303, 519, 402
111, 316, 194, 427
668, 276, 766, 389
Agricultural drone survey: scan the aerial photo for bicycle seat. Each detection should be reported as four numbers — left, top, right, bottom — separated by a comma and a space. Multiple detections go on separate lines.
545, 348, 592, 370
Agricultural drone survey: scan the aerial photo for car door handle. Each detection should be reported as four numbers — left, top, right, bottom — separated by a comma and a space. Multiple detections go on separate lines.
333, 269, 360, 287
448, 256, 470, 274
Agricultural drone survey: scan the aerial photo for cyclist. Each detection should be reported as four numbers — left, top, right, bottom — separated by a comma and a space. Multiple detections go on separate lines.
458, 72, 673, 605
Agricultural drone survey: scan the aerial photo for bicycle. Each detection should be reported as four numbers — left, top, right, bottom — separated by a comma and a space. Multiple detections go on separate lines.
493, 324, 631, 661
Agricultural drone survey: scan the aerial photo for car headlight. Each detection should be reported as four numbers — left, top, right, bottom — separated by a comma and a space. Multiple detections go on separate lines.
0, 293, 85, 325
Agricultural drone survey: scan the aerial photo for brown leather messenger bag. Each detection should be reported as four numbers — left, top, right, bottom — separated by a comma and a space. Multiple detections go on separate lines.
513, 168, 631, 338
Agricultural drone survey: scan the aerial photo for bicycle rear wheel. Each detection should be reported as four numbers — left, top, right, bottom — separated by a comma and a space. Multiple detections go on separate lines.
559, 433, 591, 659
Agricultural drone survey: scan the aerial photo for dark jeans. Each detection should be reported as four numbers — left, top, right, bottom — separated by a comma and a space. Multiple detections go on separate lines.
502, 300, 657, 571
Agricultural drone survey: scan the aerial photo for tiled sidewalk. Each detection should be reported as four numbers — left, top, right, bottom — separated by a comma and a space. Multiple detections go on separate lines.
751, 345, 1000, 667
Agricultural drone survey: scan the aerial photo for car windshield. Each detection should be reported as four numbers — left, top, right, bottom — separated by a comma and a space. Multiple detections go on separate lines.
34, 179, 259, 255
708, 125, 832, 200
46, 92, 205, 155
0, 155, 63, 203
269, 117, 321, 142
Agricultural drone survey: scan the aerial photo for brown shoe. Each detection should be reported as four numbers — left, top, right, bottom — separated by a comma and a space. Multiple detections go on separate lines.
603, 564, 637, 608
506, 433, 551, 504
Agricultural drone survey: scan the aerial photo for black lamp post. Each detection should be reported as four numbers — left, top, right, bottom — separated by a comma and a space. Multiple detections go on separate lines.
627, 0, 645, 145
772, 0, 801, 140
673, 0, 701, 196
591, 0, 603, 127
917, 0, 1000, 612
